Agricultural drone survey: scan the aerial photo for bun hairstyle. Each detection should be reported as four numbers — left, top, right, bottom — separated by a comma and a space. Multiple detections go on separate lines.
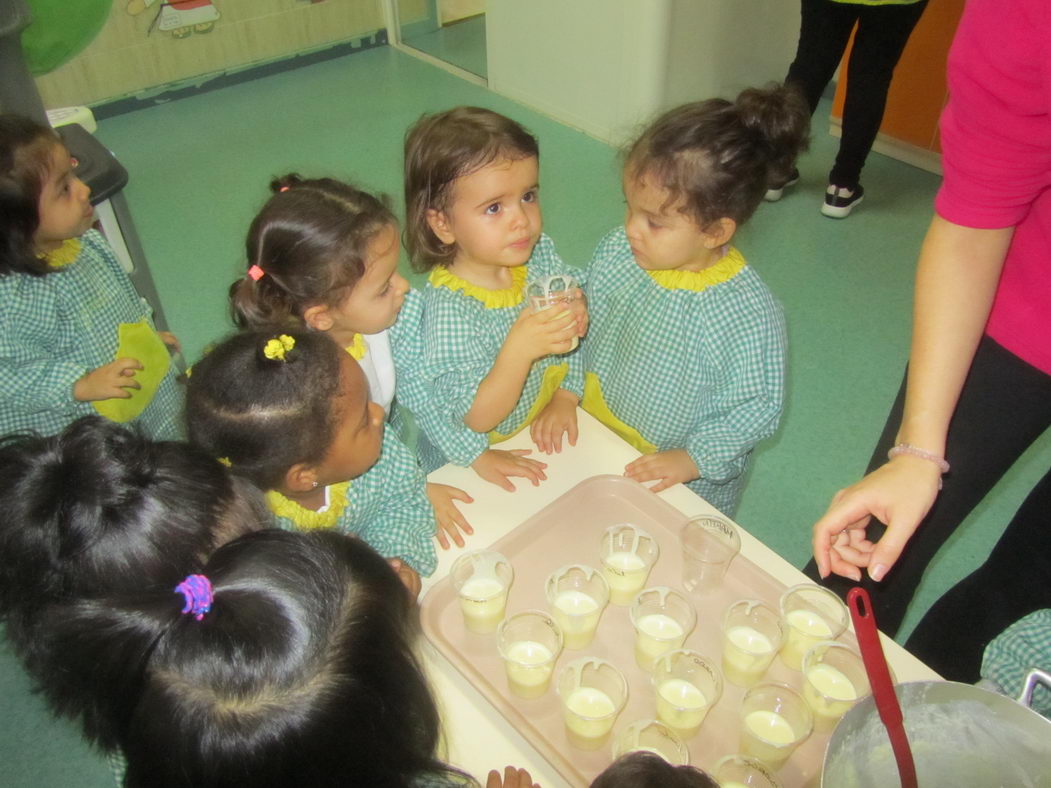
229, 173, 396, 329
0, 416, 268, 741
41, 530, 468, 787
403, 106, 539, 272
185, 328, 345, 491
625, 83, 810, 228
0, 114, 63, 276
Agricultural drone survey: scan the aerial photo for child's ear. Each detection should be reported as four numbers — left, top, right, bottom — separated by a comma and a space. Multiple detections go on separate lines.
426, 208, 455, 246
703, 217, 737, 249
283, 462, 319, 494
303, 304, 334, 333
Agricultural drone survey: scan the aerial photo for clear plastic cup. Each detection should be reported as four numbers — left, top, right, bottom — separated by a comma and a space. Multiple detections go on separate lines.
600, 523, 660, 606
681, 514, 740, 595
527, 273, 584, 352
739, 682, 813, 769
713, 754, 783, 788
611, 719, 689, 765
545, 564, 610, 650
557, 657, 628, 750
721, 599, 784, 687
497, 610, 563, 699
630, 587, 696, 672
451, 550, 513, 634
801, 641, 870, 732
778, 584, 849, 671
652, 649, 723, 738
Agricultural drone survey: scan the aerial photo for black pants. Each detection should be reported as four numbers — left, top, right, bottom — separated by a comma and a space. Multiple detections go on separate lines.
803, 336, 1051, 636
904, 465, 1051, 682
786, 0, 928, 189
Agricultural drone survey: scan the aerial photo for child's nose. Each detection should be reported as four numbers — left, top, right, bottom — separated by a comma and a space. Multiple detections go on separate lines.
75, 177, 91, 202
394, 272, 409, 295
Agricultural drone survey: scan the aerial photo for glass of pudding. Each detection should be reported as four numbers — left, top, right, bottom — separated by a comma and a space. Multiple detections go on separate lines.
611, 719, 690, 765
721, 599, 784, 687
630, 587, 696, 672
557, 657, 628, 750
681, 514, 740, 595
451, 550, 514, 634
778, 584, 848, 671
652, 649, 723, 739
713, 754, 783, 788
739, 682, 813, 769
600, 523, 660, 606
497, 610, 564, 699
527, 274, 585, 352
801, 641, 870, 732
545, 564, 610, 650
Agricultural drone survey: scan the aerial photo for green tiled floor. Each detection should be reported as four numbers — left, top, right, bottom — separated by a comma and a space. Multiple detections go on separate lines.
3, 44, 1049, 786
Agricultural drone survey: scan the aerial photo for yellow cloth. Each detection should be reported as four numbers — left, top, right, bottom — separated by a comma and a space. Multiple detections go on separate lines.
428, 264, 528, 308
581, 372, 657, 454
344, 333, 367, 360
265, 481, 351, 531
489, 362, 568, 444
41, 238, 82, 269
645, 247, 746, 292
92, 320, 171, 423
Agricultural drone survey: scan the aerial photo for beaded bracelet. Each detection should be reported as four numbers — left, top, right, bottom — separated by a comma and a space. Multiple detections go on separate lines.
888, 443, 950, 488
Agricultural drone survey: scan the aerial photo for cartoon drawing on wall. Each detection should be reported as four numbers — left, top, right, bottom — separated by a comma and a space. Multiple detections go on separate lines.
127, 0, 220, 39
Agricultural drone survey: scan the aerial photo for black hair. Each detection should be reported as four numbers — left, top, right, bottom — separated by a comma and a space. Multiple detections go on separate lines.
41, 529, 472, 787
229, 173, 397, 329
626, 83, 810, 228
404, 106, 539, 272
184, 328, 346, 490
0, 113, 63, 276
0, 416, 269, 741
591, 751, 719, 788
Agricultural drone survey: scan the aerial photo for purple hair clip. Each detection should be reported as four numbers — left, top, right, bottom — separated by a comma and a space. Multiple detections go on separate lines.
174, 574, 213, 621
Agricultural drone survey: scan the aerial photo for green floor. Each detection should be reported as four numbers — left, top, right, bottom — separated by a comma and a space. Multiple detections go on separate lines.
4, 44, 1050, 786
402, 14, 487, 78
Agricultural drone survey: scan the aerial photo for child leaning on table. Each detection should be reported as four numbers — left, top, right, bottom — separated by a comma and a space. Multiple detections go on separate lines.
0, 115, 181, 440
582, 85, 808, 516
229, 174, 473, 549
400, 106, 587, 490
185, 328, 437, 595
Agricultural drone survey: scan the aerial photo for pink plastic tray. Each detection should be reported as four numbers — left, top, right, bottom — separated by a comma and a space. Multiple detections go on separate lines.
421, 475, 857, 786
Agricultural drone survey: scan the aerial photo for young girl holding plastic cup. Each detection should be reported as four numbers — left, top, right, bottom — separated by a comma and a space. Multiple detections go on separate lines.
582, 86, 809, 516
402, 106, 587, 488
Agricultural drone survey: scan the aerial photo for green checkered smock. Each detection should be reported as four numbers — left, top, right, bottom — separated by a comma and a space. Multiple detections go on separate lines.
268, 429, 437, 576
982, 609, 1051, 719
398, 234, 584, 472
0, 230, 182, 440
582, 228, 786, 517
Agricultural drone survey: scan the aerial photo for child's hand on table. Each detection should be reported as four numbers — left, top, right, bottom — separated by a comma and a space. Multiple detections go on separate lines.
426, 482, 475, 549
624, 449, 699, 493
73, 358, 142, 401
388, 558, 421, 599
486, 766, 540, 788
530, 389, 580, 454
472, 449, 547, 491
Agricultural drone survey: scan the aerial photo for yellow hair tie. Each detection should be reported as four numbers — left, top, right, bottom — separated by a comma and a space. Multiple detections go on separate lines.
217, 457, 232, 467
263, 334, 295, 361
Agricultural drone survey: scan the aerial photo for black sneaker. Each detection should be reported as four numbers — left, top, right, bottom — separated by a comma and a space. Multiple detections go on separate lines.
764, 168, 800, 202
821, 183, 864, 218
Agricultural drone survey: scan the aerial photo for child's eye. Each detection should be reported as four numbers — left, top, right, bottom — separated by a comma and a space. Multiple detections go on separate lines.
648, 220, 662, 230
378, 281, 391, 296
523, 190, 537, 203
485, 203, 501, 215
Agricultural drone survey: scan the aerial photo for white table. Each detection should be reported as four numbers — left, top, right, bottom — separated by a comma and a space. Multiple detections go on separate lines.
421, 411, 939, 786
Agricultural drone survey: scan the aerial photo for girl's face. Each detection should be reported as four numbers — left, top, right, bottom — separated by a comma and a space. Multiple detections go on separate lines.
34, 144, 94, 251
325, 224, 409, 337
623, 172, 726, 273
428, 155, 541, 273
316, 354, 385, 485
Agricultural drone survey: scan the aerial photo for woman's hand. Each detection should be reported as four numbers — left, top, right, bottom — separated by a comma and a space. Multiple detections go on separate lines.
426, 482, 474, 549
530, 389, 580, 454
624, 449, 699, 493
73, 358, 142, 401
812, 455, 942, 582
471, 449, 548, 491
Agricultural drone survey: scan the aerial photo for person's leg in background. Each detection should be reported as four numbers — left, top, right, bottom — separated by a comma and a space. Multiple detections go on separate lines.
803, 336, 1051, 637
823, 0, 928, 216
903, 465, 1051, 682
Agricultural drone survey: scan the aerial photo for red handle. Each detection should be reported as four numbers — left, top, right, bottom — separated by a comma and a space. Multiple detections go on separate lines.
847, 587, 918, 788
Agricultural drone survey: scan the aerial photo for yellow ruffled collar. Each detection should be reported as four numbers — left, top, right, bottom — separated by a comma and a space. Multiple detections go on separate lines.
41, 238, 81, 269
344, 333, 367, 361
265, 481, 350, 530
429, 264, 527, 308
646, 247, 746, 292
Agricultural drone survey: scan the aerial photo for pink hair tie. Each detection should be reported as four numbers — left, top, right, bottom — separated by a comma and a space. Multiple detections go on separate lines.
175, 574, 213, 621
247, 264, 265, 281
279, 185, 290, 192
